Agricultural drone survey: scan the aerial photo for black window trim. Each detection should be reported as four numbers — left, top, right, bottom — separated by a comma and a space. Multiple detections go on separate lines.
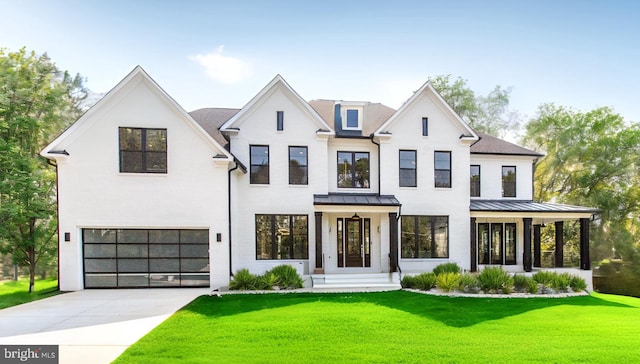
276, 111, 284, 131
288, 145, 308, 185
255, 214, 309, 260
119, 127, 167, 174
399, 149, 417, 187
470, 164, 481, 197
422, 117, 428, 136
250, 145, 270, 184
502, 165, 517, 198
477, 222, 517, 265
401, 215, 450, 259
434, 150, 452, 188
337, 150, 370, 189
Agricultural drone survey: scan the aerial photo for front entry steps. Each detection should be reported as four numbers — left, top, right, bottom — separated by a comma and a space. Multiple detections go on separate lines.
311, 273, 401, 290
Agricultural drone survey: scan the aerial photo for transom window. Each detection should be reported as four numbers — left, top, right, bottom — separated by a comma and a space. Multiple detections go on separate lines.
478, 223, 516, 265
255, 214, 308, 260
502, 166, 516, 197
119, 127, 167, 173
470, 165, 481, 197
337, 151, 370, 188
399, 150, 417, 187
401, 216, 449, 258
250, 145, 269, 184
434, 151, 451, 188
289, 146, 308, 185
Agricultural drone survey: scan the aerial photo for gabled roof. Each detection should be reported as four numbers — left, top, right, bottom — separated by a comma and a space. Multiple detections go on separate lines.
308, 100, 395, 137
470, 130, 544, 157
41, 66, 233, 161
374, 81, 478, 141
220, 75, 334, 134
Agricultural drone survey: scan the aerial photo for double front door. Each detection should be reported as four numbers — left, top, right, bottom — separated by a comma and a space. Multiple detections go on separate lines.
337, 217, 371, 268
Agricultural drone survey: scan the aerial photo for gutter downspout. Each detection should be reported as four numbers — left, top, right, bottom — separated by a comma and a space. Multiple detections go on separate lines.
47, 158, 60, 291
369, 134, 381, 195
227, 161, 239, 278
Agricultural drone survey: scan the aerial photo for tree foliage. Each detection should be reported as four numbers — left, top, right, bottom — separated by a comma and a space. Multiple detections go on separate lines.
0, 47, 86, 291
429, 74, 519, 137
523, 104, 640, 266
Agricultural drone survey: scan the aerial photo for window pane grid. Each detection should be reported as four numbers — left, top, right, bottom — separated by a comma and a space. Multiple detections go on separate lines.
289, 146, 308, 185
470, 165, 481, 197
250, 145, 269, 184
434, 151, 451, 188
255, 214, 308, 260
399, 150, 417, 187
119, 127, 167, 173
337, 151, 370, 188
400, 216, 449, 259
502, 166, 516, 197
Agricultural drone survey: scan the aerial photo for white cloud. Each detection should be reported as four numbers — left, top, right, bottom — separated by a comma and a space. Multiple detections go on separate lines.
190, 46, 253, 84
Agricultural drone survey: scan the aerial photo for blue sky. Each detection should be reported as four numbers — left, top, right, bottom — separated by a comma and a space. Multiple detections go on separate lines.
2, 0, 639, 126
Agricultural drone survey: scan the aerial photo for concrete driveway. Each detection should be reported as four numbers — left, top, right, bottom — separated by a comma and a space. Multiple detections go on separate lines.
0, 288, 208, 364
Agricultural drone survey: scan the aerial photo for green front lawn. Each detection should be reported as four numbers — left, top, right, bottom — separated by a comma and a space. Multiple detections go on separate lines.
114, 291, 640, 363
0, 278, 60, 309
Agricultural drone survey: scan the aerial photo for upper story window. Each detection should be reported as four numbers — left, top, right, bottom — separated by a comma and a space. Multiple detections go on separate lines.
470, 165, 481, 197
502, 166, 516, 197
434, 151, 451, 188
422, 117, 428, 136
119, 127, 167, 173
337, 151, 369, 188
276, 111, 284, 131
289, 146, 308, 185
340, 106, 363, 130
250, 145, 269, 184
399, 150, 417, 187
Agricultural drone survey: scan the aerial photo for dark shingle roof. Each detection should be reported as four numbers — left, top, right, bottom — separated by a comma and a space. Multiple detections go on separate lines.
470, 200, 598, 213
189, 108, 240, 149
314, 193, 400, 206
471, 130, 543, 157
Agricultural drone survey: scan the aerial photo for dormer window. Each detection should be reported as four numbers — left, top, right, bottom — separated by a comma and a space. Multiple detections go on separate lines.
341, 106, 363, 130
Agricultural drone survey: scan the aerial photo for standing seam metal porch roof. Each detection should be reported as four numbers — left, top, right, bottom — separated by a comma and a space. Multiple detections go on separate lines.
314, 194, 400, 206
470, 200, 599, 213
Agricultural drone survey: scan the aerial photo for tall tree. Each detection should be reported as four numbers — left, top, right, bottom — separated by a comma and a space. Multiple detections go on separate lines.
429, 74, 519, 137
0, 48, 86, 292
523, 104, 640, 266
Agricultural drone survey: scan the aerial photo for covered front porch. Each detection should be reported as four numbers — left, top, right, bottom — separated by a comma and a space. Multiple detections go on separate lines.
311, 193, 401, 288
470, 200, 599, 282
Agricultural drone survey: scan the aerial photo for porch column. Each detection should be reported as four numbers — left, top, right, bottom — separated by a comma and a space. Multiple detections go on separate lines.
314, 212, 323, 272
389, 212, 398, 272
523, 218, 532, 272
533, 224, 541, 268
470, 218, 477, 272
555, 221, 564, 268
580, 218, 591, 270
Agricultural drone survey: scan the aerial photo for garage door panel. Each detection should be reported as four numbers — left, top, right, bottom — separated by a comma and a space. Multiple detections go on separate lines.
84, 259, 116, 273
84, 244, 116, 258
83, 228, 210, 288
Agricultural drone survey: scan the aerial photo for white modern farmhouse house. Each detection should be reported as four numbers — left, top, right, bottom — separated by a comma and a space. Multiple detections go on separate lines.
41, 67, 597, 291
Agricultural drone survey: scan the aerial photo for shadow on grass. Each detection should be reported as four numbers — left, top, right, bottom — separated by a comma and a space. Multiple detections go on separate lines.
182, 290, 637, 328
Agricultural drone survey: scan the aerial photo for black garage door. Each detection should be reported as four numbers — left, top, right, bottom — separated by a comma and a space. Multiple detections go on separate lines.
83, 228, 209, 288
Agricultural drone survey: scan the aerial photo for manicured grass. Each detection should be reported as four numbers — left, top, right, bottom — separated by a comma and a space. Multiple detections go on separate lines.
0, 278, 60, 309
114, 291, 640, 363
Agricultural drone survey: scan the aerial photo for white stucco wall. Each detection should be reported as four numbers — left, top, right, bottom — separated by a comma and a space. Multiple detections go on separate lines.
49, 73, 231, 290
470, 154, 536, 200
378, 91, 474, 272
228, 84, 329, 276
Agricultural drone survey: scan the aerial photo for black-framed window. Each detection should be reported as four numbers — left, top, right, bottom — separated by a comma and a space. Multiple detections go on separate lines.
470, 165, 481, 197
119, 127, 167, 173
289, 146, 308, 185
250, 145, 269, 184
400, 216, 449, 258
434, 151, 451, 188
277, 111, 284, 131
337, 151, 370, 188
255, 214, 308, 260
422, 117, 428, 136
478, 222, 517, 265
399, 150, 417, 187
502, 166, 516, 197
